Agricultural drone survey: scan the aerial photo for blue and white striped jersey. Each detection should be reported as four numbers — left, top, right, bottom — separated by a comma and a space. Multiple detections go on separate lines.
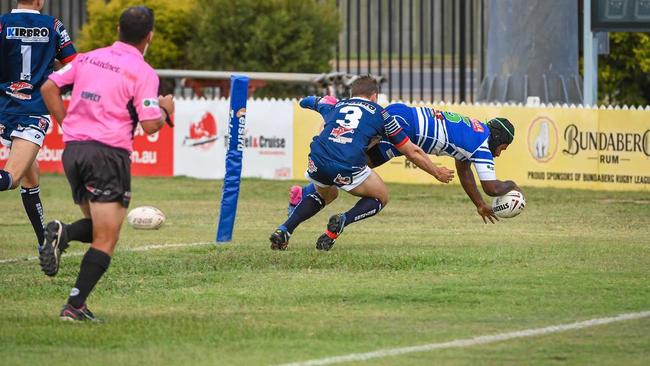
385, 103, 496, 181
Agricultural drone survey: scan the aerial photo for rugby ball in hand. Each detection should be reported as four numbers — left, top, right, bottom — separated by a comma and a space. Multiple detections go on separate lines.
127, 206, 166, 230
492, 191, 526, 218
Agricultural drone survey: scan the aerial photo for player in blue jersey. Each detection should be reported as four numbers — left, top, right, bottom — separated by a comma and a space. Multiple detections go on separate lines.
0, 0, 76, 260
289, 103, 520, 224
270, 76, 454, 251
366, 103, 519, 223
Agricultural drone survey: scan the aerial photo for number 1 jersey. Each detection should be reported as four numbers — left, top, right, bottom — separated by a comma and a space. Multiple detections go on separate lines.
0, 9, 76, 115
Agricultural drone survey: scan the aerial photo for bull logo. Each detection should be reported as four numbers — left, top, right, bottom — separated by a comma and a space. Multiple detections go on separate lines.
307, 158, 317, 173
9, 82, 32, 93
6, 82, 33, 100
329, 126, 355, 144
331, 126, 354, 138
535, 122, 550, 158
37, 117, 49, 132
334, 174, 352, 186
183, 112, 218, 149
527, 116, 558, 163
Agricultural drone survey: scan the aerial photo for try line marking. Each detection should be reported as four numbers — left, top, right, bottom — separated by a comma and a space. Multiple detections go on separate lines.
275, 310, 650, 366
0, 241, 213, 265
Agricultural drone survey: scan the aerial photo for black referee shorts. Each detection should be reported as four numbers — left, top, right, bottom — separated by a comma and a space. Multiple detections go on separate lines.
62, 141, 132, 208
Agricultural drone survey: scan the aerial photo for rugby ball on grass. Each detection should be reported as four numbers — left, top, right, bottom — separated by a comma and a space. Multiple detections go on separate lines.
127, 206, 166, 230
492, 190, 526, 219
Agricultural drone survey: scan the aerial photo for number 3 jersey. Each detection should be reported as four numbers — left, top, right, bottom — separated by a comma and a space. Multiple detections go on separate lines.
301, 96, 410, 168
385, 103, 497, 181
0, 9, 76, 115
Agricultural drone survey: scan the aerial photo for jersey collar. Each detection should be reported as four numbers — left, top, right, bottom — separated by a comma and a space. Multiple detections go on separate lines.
112, 41, 145, 59
12, 9, 41, 14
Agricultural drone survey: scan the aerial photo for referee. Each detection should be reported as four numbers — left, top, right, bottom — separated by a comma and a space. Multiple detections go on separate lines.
41, 6, 174, 321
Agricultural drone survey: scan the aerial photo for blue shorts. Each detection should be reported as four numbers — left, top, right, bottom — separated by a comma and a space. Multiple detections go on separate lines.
366, 139, 402, 167
305, 154, 371, 192
0, 113, 50, 147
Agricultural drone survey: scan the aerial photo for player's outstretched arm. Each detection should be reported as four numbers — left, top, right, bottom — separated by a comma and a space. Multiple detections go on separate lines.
41, 80, 67, 125
455, 160, 498, 224
383, 113, 452, 182
480, 179, 520, 197
299, 96, 317, 110
397, 140, 454, 183
468, 149, 521, 197
299, 95, 338, 117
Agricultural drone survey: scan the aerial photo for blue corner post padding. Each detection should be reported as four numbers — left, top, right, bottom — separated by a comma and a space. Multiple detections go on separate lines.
216, 75, 249, 243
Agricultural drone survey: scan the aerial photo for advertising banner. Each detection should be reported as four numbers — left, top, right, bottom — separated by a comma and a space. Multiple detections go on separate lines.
480, 106, 602, 190
37, 117, 66, 174
467, 105, 650, 191
174, 98, 294, 180
131, 123, 174, 177
0, 100, 173, 177
5, 98, 645, 191
586, 109, 650, 189
173, 99, 228, 179
293, 102, 324, 181
292, 101, 650, 191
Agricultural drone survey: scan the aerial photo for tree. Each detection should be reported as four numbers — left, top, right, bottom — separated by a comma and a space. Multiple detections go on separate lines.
599, 33, 650, 106
77, 0, 196, 69
187, 0, 339, 74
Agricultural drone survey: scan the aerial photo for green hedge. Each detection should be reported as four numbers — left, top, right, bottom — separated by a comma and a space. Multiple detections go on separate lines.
599, 33, 650, 106
186, 0, 339, 74
77, 0, 340, 77
77, 0, 197, 69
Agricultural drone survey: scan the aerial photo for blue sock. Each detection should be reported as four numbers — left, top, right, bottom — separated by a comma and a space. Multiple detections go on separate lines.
281, 192, 326, 234
303, 183, 316, 197
288, 183, 318, 217
0, 170, 13, 191
343, 198, 383, 227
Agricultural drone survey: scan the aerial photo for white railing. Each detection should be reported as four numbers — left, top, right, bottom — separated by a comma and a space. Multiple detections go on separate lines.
155, 70, 377, 99
155, 69, 323, 83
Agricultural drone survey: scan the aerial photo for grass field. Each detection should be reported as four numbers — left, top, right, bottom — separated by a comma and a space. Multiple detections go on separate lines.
1, 175, 649, 366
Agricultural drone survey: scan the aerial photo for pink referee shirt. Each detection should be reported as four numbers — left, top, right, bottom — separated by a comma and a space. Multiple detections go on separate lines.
48, 41, 162, 152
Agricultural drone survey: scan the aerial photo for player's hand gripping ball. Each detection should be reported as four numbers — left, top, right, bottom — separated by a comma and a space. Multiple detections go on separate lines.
127, 206, 166, 229
492, 190, 526, 218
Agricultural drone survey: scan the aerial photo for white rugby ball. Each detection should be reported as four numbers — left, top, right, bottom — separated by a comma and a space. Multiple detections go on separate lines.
127, 206, 166, 230
492, 190, 526, 219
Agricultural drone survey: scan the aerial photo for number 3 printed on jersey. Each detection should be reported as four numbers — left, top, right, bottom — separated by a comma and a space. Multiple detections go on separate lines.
336, 106, 363, 129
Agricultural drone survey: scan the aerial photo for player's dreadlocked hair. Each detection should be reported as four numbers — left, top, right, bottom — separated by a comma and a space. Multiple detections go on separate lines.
487, 118, 515, 155
350, 75, 379, 99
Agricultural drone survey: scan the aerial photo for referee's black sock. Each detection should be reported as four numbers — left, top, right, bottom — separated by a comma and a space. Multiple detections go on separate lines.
66, 218, 93, 243
281, 192, 326, 234
20, 186, 45, 247
343, 197, 383, 227
67, 247, 111, 308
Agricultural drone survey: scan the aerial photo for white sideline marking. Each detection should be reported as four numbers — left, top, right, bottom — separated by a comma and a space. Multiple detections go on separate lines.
0, 241, 213, 265
275, 311, 650, 366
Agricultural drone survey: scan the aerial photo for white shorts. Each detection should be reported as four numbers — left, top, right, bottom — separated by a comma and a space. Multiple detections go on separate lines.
305, 165, 372, 192
0, 114, 50, 148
